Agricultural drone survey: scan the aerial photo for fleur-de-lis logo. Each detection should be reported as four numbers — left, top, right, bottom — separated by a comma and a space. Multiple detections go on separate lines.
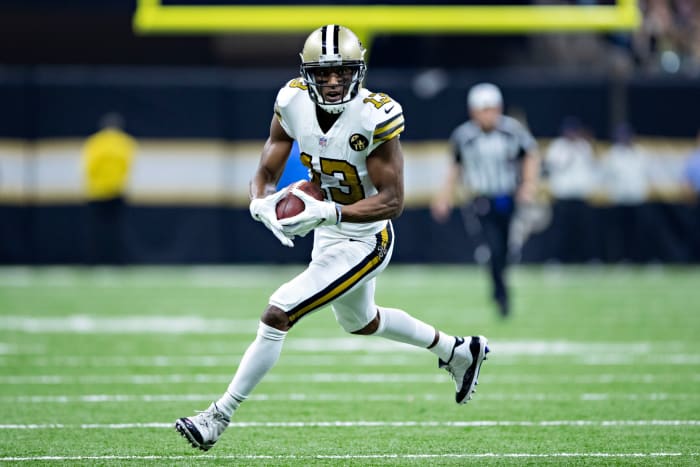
349, 134, 369, 151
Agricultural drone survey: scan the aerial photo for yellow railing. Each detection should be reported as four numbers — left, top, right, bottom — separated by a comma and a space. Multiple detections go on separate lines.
133, 0, 641, 50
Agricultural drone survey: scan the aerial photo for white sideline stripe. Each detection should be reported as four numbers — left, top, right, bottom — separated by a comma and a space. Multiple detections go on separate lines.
2, 373, 699, 385
1, 453, 697, 461
2, 392, 698, 404
3, 353, 700, 367
0, 316, 259, 334
0, 316, 677, 356
0, 267, 279, 288
0, 354, 424, 367
1, 420, 699, 430
3, 354, 700, 367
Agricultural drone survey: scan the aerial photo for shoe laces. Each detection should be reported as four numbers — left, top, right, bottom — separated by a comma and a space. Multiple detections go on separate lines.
439, 336, 465, 379
195, 408, 226, 428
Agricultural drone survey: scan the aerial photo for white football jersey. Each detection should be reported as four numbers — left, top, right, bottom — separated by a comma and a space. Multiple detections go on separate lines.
274, 78, 405, 238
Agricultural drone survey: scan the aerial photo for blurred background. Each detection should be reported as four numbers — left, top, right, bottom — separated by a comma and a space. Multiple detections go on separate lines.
0, 0, 698, 265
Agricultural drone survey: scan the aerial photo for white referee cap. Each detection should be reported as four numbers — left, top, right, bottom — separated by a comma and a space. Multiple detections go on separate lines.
467, 83, 503, 110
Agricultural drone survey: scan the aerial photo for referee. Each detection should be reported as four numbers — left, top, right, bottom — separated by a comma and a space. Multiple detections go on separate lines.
432, 83, 540, 317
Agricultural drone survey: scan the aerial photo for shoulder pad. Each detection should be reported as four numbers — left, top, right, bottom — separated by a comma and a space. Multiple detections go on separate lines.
274, 78, 309, 136
359, 90, 405, 144
498, 115, 521, 131
275, 78, 308, 111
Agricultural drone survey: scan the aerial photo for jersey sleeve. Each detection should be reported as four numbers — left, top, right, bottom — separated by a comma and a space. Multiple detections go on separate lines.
449, 126, 463, 165
512, 119, 538, 155
273, 78, 307, 140
367, 94, 405, 154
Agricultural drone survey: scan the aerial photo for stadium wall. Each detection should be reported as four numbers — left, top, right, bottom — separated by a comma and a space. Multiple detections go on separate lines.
1, 66, 699, 140
0, 66, 698, 264
2, 203, 699, 265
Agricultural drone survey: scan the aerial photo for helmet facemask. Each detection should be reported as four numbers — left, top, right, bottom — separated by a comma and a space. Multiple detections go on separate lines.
300, 25, 366, 114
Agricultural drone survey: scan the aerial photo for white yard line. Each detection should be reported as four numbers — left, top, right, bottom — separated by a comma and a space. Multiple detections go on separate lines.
1, 420, 699, 430
0, 316, 260, 334
0, 266, 281, 288
1, 392, 698, 404
0, 354, 424, 367
0, 452, 698, 462
3, 354, 699, 366
0, 420, 700, 430
2, 372, 699, 385
0, 317, 680, 353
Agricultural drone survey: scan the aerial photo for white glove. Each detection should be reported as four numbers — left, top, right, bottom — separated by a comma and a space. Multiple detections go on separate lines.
249, 191, 295, 248
278, 187, 340, 238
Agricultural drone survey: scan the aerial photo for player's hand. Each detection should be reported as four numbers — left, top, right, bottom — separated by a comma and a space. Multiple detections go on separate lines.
249, 191, 295, 248
517, 181, 537, 204
278, 188, 339, 237
430, 198, 451, 223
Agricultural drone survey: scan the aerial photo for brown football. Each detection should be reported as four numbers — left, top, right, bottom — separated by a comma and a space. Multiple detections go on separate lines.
275, 180, 324, 220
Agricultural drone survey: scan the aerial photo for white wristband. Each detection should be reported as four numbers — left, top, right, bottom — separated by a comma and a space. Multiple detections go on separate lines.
335, 204, 342, 224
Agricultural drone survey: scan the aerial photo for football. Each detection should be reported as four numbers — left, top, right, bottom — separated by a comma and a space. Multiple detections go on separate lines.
275, 180, 324, 220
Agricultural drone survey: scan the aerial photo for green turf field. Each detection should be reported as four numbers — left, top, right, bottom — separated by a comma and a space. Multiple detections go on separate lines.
0, 265, 698, 466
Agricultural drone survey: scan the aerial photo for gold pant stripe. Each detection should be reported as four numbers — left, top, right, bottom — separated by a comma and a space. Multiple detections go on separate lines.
288, 225, 391, 323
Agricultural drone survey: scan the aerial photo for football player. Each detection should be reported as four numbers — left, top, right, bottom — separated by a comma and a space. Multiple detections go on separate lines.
175, 24, 490, 451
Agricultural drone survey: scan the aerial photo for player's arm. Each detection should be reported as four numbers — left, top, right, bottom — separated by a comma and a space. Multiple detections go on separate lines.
248, 115, 296, 248
431, 143, 463, 223
249, 116, 294, 199
279, 137, 404, 237
340, 137, 404, 222
517, 149, 541, 204
515, 123, 540, 204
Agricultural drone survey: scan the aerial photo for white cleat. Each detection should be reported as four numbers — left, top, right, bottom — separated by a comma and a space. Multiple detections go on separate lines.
175, 403, 230, 451
439, 335, 490, 404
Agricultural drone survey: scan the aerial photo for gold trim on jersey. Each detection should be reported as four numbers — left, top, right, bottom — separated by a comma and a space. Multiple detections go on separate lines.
274, 106, 282, 121
288, 78, 308, 90
373, 113, 405, 143
287, 224, 393, 324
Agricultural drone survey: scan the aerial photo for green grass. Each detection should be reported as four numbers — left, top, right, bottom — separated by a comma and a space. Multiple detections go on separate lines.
0, 265, 699, 466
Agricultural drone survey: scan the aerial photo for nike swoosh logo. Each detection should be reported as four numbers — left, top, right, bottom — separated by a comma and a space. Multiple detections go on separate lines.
384, 105, 395, 114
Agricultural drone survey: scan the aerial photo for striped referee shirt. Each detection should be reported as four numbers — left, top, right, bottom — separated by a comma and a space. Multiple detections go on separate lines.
451, 115, 536, 196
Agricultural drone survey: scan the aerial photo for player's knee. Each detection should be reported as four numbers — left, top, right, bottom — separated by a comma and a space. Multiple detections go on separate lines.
261, 305, 292, 331
350, 314, 380, 335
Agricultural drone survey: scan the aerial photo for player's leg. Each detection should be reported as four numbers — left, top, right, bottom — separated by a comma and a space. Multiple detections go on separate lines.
175, 228, 392, 450
333, 287, 489, 405
175, 303, 290, 451
329, 227, 489, 405
480, 210, 510, 316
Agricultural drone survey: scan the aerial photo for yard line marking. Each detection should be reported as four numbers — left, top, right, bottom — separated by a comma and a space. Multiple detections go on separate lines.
0, 354, 424, 367
3, 353, 700, 367
0, 316, 259, 334
2, 373, 699, 385
5, 354, 700, 368
2, 393, 698, 404
3, 354, 700, 368
0, 453, 698, 461
0, 267, 279, 288
0, 318, 682, 354
1, 420, 698, 430
2, 329, 697, 364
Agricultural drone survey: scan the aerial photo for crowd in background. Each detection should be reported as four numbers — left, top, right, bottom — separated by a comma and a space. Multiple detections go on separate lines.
542, 118, 700, 204
529, 0, 700, 77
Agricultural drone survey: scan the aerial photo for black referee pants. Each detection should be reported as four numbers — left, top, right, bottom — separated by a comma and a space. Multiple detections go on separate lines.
85, 196, 127, 265
468, 196, 514, 308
